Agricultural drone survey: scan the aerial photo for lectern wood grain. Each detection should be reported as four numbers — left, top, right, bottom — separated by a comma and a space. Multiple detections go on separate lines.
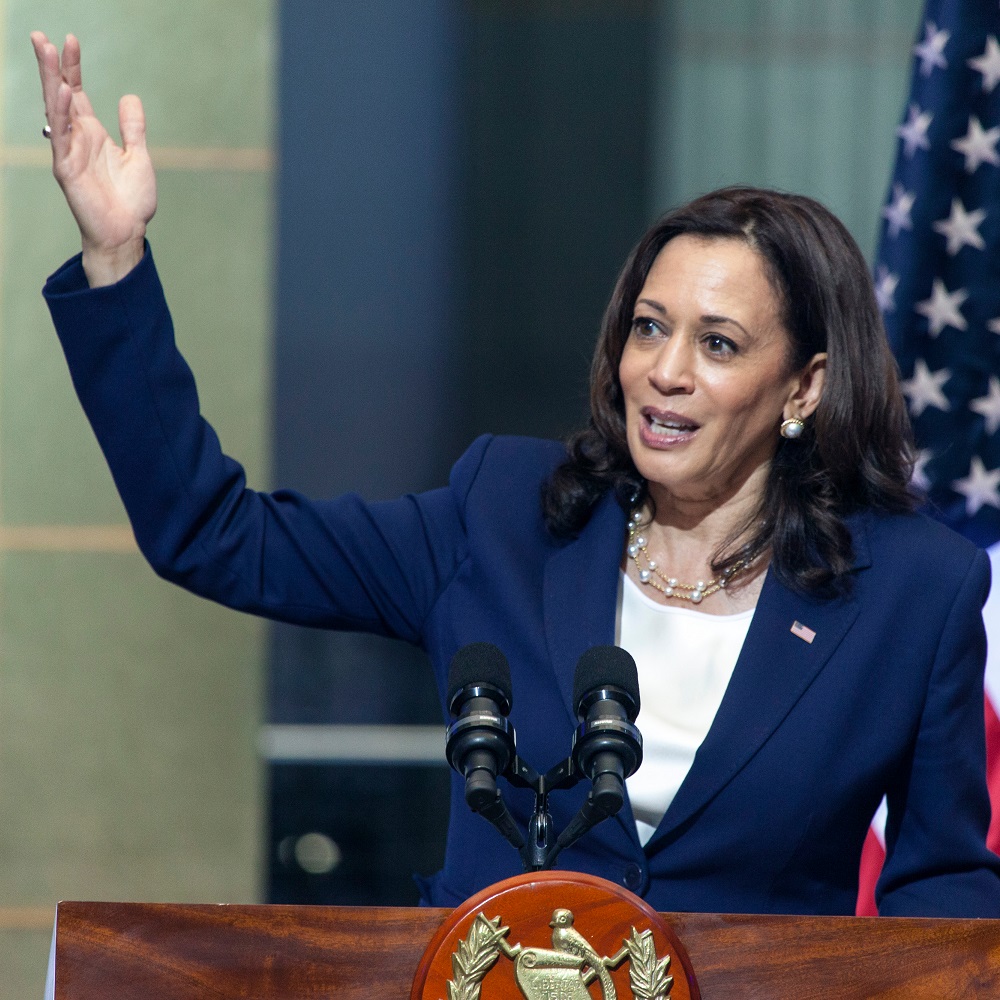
53, 900, 1000, 999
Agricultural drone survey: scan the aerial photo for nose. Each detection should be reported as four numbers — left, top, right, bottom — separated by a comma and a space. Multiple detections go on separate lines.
647, 335, 695, 394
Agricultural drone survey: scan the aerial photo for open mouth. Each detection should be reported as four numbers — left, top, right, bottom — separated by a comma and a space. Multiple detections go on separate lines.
643, 409, 699, 438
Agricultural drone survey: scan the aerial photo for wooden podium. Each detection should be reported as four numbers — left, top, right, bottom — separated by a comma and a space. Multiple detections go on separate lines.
50, 891, 1000, 998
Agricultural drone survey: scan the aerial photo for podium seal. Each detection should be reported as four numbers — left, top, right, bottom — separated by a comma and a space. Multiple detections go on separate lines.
411, 872, 700, 1000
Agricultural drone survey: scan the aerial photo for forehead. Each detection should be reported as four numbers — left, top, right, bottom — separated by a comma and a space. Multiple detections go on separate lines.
642, 234, 768, 290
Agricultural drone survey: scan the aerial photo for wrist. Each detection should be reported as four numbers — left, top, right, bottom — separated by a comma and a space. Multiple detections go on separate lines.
81, 236, 146, 288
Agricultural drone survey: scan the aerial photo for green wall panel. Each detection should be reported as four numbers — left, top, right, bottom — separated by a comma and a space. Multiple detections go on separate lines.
136, 168, 272, 488
1, 168, 131, 525
0, 167, 272, 524
0, 930, 52, 1000
0, 551, 264, 904
5, 0, 273, 147
651, 0, 921, 259
0, 3, 274, 998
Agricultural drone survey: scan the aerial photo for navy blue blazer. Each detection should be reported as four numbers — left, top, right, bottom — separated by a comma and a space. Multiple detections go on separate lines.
44, 247, 1000, 916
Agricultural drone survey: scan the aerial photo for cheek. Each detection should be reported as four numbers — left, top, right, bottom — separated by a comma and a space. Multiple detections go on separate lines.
617, 353, 640, 404
700, 367, 791, 421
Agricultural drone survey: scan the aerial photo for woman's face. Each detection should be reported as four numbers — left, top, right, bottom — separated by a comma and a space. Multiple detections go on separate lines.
619, 234, 824, 510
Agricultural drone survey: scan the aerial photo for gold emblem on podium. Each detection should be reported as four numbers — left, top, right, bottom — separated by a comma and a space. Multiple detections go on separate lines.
442, 909, 673, 1000
412, 874, 696, 1000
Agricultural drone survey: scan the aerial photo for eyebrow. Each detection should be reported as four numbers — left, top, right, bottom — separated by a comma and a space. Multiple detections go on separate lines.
701, 313, 749, 336
634, 299, 749, 337
635, 297, 667, 315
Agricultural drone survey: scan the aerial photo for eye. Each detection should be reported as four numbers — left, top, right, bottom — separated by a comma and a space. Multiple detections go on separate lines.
630, 316, 663, 339
703, 333, 737, 356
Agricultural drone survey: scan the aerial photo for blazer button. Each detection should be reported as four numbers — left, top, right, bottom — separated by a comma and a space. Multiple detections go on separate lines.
623, 863, 643, 892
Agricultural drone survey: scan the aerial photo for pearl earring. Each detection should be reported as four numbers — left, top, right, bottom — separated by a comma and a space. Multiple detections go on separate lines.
780, 417, 805, 439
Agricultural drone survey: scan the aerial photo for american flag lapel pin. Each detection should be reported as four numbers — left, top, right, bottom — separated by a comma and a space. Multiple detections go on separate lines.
790, 621, 816, 644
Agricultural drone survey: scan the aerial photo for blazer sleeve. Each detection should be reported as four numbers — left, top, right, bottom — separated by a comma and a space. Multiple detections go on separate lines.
42, 246, 486, 643
876, 544, 1000, 916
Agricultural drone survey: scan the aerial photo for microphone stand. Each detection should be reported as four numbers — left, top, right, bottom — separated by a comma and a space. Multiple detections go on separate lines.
445, 646, 642, 872
506, 755, 571, 870
506, 753, 619, 871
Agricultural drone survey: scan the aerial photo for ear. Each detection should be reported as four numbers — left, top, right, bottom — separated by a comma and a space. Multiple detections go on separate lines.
784, 352, 827, 421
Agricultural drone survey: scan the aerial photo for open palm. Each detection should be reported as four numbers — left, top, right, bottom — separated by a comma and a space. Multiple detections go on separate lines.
31, 32, 156, 284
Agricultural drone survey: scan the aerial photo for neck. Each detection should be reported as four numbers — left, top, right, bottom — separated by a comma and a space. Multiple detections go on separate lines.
642, 468, 767, 556
625, 472, 769, 608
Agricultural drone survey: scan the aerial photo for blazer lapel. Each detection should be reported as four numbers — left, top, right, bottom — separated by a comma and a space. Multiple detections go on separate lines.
542, 491, 645, 849
647, 515, 873, 847
542, 491, 626, 725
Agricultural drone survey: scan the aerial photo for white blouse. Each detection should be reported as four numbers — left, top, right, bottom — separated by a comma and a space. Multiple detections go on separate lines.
617, 572, 754, 845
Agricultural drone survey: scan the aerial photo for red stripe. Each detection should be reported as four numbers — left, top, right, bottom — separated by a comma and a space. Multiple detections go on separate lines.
855, 826, 884, 916
986, 694, 1000, 853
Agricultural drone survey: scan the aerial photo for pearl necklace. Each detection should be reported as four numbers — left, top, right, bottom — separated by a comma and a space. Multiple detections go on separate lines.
626, 511, 757, 604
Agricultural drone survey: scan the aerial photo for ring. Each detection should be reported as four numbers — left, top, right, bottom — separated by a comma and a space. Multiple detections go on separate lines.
42, 125, 52, 139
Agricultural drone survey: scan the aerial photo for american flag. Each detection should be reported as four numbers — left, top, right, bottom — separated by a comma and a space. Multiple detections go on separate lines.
790, 620, 816, 644
859, 0, 1000, 914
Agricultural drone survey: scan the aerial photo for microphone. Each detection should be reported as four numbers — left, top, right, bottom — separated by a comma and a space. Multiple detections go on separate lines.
445, 643, 523, 849
571, 645, 643, 816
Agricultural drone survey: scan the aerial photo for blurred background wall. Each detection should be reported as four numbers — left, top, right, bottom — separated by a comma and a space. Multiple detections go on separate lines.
0, 1, 919, 996
265, 0, 919, 908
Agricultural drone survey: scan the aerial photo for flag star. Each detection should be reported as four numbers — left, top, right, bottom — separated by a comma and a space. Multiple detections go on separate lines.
915, 278, 969, 336
969, 35, 1000, 93
914, 21, 949, 76
900, 358, 951, 416
882, 183, 916, 238
952, 456, 1000, 517
897, 103, 933, 157
874, 266, 899, 312
911, 448, 934, 492
971, 376, 1000, 435
951, 116, 1000, 173
988, 317, 1000, 335
932, 197, 987, 254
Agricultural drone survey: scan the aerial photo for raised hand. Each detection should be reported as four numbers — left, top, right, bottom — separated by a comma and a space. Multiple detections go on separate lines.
31, 32, 157, 287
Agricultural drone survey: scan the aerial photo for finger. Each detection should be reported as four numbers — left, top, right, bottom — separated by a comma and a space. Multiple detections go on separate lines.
29, 29, 52, 79
61, 33, 82, 91
48, 82, 74, 161
118, 94, 147, 153
61, 33, 95, 118
30, 31, 61, 121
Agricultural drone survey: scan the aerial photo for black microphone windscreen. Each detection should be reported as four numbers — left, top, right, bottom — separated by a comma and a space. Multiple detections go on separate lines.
447, 642, 512, 705
573, 645, 640, 713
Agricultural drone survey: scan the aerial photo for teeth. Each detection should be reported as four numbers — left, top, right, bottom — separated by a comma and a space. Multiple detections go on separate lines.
648, 415, 695, 435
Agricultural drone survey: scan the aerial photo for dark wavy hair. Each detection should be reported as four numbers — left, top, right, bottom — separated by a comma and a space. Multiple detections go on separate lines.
542, 186, 915, 596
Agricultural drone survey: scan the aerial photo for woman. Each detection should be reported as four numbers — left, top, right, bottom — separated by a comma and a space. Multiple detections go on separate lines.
32, 32, 1000, 916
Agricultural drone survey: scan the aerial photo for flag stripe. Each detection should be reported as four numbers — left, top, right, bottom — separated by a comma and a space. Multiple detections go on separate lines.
986, 694, 1000, 852
856, 829, 885, 916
